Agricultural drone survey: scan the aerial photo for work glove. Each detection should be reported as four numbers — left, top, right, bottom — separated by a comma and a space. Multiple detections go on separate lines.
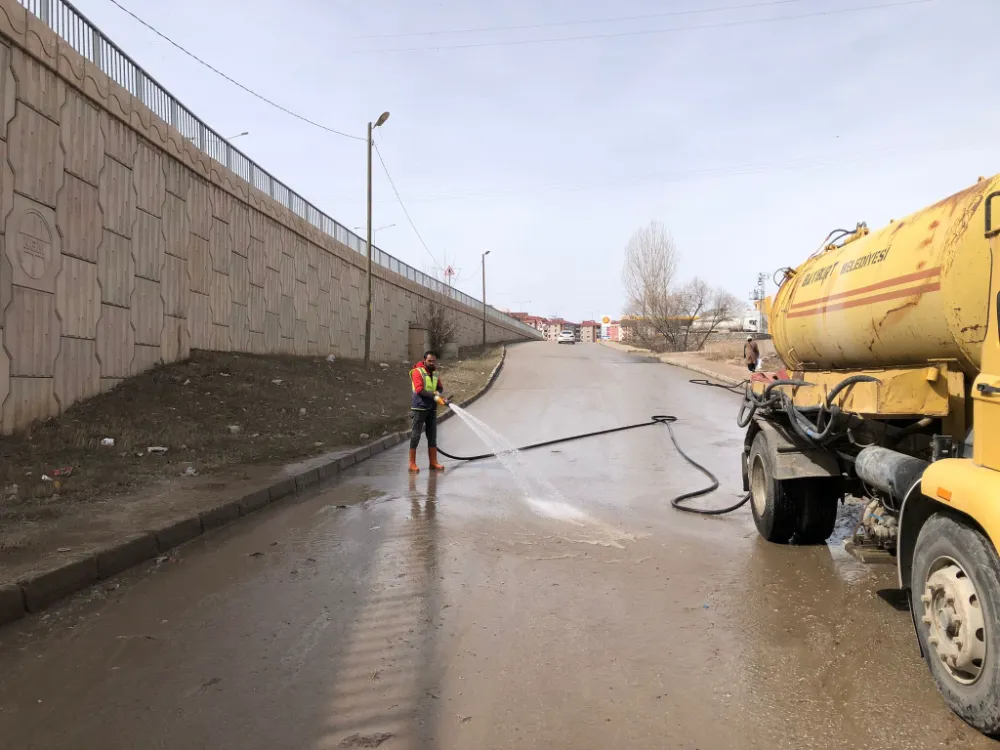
434, 395, 448, 407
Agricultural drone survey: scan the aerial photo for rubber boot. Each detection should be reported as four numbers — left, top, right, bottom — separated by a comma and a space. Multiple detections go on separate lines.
428, 447, 445, 471
408, 449, 420, 473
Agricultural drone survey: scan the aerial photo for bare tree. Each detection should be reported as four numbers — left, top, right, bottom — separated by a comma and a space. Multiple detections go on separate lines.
621, 222, 741, 352
426, 301, 459, 354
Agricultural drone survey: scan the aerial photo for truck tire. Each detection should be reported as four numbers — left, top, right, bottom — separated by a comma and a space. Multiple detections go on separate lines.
912, 513, 1000, 733
748, 432, 797, 543
794, 479, 841, 544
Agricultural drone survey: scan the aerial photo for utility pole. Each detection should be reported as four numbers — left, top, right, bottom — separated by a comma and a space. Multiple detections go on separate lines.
363, 111, 390, 368
481, 250, 491, 348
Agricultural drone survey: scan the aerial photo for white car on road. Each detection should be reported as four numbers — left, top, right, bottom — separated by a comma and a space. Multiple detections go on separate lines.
557, 330, 576, 344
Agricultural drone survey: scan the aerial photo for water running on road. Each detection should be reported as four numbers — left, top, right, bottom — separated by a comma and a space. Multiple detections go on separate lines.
448, 405, 633, 545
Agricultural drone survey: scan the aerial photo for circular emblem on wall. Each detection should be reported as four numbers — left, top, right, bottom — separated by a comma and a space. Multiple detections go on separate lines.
16, 208, 52, 279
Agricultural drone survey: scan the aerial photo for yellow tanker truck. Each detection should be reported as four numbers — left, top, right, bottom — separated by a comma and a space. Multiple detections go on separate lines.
743, 176, 1000, 732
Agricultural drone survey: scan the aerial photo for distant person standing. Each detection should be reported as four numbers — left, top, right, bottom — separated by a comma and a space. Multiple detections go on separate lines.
744, 335, 760, 373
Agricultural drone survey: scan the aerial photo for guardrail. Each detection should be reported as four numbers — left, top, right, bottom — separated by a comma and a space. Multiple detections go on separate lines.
19, 0, 540, 338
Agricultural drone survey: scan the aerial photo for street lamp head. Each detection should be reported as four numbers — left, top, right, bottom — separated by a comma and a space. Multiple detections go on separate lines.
374, 111, 390, 128
483, 250, 491, 257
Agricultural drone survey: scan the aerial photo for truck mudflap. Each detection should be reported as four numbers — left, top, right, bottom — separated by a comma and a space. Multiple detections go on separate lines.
742, 418, 841, 490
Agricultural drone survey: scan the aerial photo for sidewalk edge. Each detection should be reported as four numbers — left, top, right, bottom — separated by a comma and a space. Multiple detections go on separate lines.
1, 346, 509, 628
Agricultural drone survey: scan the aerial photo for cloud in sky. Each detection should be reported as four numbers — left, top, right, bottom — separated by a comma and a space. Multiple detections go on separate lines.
73, 0, 998, 321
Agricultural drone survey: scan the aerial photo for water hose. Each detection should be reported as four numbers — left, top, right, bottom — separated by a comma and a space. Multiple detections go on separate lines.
438, 414, 751, 515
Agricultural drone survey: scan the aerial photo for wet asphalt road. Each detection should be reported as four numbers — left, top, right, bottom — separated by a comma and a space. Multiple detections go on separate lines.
0, 342, 992, 749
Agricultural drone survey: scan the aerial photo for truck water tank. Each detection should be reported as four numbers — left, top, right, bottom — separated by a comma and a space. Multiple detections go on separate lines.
771, 175, 999, 376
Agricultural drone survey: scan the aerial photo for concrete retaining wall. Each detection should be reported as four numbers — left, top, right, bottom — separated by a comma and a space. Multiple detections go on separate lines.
0, 2, 538, 433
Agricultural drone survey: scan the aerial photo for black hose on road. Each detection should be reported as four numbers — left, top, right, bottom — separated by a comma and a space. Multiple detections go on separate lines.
438, 414, 751, 515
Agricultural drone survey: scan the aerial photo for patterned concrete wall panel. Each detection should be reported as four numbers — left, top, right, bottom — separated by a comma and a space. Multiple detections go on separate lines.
6, 194, 60, 293
60, 90, 102, 185
2, 377, 57, 433
209, 271, 231, 326
56, 255, 100, 339
0, 42, 14, 140
248, 330, 264, 354
210, 185, 232, 221
160, 315, 189, 363
9, 105, 62, 207
98, 229, 133, 307
248, 284, 265, 333
0, 242, 8, 328
306, 267, 320, 306
96, 303, 133, 378
162, 192, 188, 259
316, 291, 332, 331
132, 344, 160, 375
133, 142, 165, 217
279, 334, 294, 356
188, 292, 211, 350
306, 304, 319, 344
161, 254, 188, 318
210, 217, 230, 273
100, 111, 137, 168
293, 279, 307, 322
318, 325, 332, 352
230, 302, 249, 352
263, 267, 280, 314
11, 47, 64, 122
132, 209, 164, 282
230, 202, 250, 257
4, 286, 57, 375
164, 153, 191, 198
294, 240, 308, 283
99, 155, 133, 237
279, 252, 294, 298
186, 177, 212, 239
263, 219, 281, 271
264, 311, 280, 351
187, 234, 210, 295
130, 277, 162, 346
249, 209, 266, 241
0, 335, 7, 410
56, 173, 101, 262
53, 335, 100, 411
248, 237, 265, 287
317, 252, 332, 293
279, 295, 294, 338
229, 253, 249, 306
211, 323, 230, 352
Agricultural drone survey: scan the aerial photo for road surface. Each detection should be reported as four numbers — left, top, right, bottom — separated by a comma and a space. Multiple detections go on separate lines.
0, 342, 990, 749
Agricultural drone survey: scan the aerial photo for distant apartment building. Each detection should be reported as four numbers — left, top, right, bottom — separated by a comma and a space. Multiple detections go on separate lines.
543, 318, 580, 341
579, 321, 600, 343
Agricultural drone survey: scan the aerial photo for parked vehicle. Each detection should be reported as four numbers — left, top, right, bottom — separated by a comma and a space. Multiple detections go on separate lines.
557, 330, 576, 345
740, 175, 1000, 733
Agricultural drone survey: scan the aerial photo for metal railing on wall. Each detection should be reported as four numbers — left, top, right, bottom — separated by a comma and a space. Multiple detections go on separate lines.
19, 0, 540, 338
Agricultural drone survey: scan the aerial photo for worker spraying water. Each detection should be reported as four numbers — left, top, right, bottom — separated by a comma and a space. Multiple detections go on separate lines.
408, 350, 451, 473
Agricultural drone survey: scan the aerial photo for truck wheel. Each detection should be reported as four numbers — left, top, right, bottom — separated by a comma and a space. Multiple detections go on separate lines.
748, 432, 796, 543
912, 513, 1000, 733
794, 479, 841, 544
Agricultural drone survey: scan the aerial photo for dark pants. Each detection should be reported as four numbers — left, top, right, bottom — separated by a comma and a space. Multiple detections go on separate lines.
747, 363, 756, 372
410, 409, 438, 449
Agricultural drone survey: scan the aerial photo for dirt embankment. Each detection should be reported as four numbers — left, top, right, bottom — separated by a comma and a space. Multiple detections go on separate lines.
0, 346, 502, 568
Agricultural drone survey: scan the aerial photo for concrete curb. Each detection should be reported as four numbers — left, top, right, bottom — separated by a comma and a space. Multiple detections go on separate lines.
658, 359, 745, 388
600, 341, 745, 388
0, 346, 511, 629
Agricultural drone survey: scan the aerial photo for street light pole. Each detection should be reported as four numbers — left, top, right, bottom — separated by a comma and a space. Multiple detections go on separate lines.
481, 250, 490, 348
363, 112, 390, 368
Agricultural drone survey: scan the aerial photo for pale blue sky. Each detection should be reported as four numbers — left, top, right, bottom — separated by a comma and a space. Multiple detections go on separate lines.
72, 0, 998, 322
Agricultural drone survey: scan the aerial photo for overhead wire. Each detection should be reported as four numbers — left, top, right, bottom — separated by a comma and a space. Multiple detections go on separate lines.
354, 0, 936, 53
102, 0, 365, 141
352, 0, 812, 39
372, 142, 446, 272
